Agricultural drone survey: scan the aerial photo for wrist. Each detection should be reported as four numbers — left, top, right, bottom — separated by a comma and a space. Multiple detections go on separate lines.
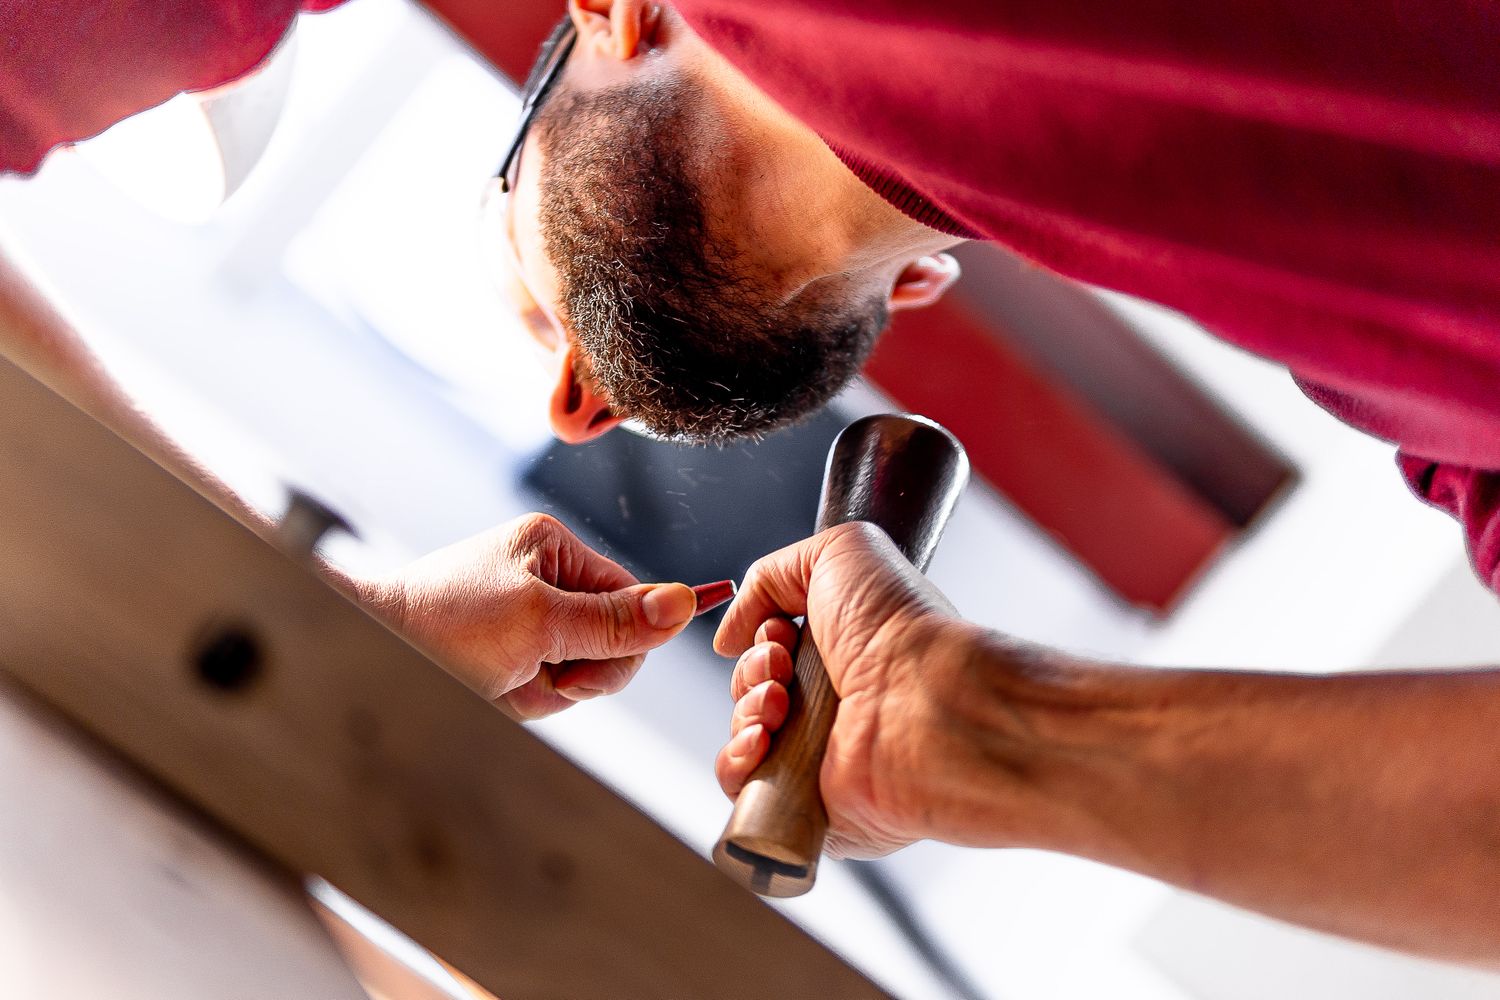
937, 631, 1177, 866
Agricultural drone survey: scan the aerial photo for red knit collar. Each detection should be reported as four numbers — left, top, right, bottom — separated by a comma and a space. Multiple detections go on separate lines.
826, 143, 980, 240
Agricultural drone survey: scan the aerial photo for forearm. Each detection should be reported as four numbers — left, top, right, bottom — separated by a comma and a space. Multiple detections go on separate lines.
958, 632, 1500, 964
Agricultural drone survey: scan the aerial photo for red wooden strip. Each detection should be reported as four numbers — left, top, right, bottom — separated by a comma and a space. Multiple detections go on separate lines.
866, 299, 1234, 611
949, 244, 1294, 527
421, 0, 558, 85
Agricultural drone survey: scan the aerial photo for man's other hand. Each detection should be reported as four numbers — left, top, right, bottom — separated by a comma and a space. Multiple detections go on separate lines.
360, 513, 695, 719
713, 521, 993, 859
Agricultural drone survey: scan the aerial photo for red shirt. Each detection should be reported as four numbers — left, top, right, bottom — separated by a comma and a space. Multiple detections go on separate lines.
4, 1, 1499, 589
675, 0, 1500, 592
0, 1, 339, 176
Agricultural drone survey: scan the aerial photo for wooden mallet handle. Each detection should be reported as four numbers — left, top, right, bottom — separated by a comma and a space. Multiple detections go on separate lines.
713, 414, 969, 897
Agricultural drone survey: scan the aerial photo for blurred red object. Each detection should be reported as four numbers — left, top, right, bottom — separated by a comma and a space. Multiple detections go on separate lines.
866, 295, 1238, 612
0, 0, 345, 176
691, 580, 737, 617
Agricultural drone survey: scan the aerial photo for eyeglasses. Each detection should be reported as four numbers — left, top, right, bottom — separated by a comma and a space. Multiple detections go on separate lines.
495, 19, 578, 194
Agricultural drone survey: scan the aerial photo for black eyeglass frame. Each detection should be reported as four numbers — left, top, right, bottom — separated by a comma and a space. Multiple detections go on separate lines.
495, 20, 578, 194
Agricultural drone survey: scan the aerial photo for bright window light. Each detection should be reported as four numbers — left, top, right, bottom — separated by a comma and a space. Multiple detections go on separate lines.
74, 93, 228, 224
73, 28, 298, 224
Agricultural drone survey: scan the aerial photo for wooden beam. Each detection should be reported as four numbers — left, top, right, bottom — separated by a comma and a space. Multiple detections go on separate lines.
0, 677, 370, 1000
0, 349, 886, 1000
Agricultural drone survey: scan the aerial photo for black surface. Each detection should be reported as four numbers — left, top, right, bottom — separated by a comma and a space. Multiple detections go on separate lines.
522, 407, 848, 628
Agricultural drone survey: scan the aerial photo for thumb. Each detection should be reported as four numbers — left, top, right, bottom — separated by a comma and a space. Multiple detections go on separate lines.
542, 582, 697, 662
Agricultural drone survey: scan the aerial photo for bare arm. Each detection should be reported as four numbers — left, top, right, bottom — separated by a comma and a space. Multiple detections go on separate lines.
715, 522, 1500, 966
962, 642, 1500, 962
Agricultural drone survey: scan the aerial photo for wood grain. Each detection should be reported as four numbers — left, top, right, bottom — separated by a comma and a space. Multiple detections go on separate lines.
714, 637, 837, 896
0, 349, 887, 1000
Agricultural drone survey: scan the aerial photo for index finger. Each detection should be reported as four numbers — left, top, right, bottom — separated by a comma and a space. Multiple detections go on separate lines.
713, 531, 836, 656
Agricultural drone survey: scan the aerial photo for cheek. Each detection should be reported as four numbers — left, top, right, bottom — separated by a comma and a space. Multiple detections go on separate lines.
481, 210, 564, 358
511, 240, 569, 358
497, 264, 562, 356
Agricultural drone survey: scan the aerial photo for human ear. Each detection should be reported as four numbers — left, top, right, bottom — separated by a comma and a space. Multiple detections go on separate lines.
569, 0, 661, 60
548, 342, 628, 444
888, 253, 962, 313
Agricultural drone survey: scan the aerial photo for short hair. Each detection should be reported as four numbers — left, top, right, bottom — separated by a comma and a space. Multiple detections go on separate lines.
532, 74, 888, 444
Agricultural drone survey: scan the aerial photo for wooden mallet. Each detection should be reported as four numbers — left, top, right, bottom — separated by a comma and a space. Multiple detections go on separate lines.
713, 413, 970, 897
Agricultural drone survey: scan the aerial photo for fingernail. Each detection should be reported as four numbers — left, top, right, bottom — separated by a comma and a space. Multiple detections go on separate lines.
642, 583, 695, 629
728, 724, 763, 759
558, 685, 604, 702
691, 579, 736, 617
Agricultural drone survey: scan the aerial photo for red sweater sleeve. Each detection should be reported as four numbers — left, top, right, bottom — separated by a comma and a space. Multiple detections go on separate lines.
1400, 456, 1500, 595
0, 0, 346, 176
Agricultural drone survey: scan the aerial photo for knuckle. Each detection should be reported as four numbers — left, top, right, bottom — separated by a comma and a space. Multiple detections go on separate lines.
508, 512, 564, 552
505, 695, 551, 721
485, 655, 541, 702
603, 592, 634, 648
478, 671, 509, 702
742, 553, 772, 590
836, 520, 886, 551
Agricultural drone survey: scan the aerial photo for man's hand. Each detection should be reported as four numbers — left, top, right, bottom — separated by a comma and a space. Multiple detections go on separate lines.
360, 513, 696, 719
712, 521, 1061, 858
